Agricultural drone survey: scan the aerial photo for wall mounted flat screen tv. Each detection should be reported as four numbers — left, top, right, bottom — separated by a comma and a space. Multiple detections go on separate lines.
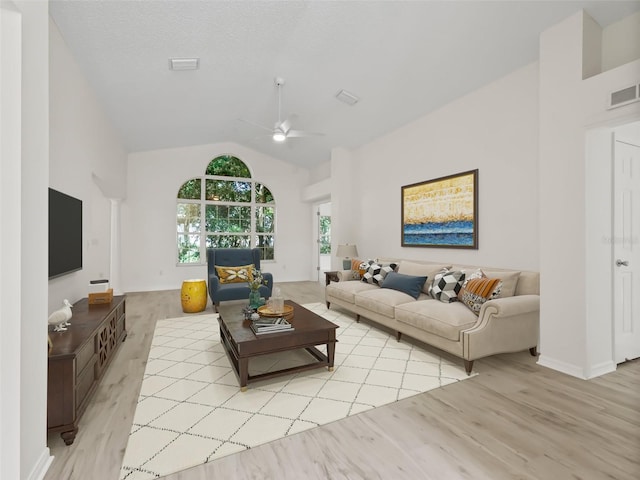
49, 188, 83, 279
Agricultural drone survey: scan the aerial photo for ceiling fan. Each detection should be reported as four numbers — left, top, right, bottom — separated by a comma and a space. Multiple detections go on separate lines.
240, 77, 324, 143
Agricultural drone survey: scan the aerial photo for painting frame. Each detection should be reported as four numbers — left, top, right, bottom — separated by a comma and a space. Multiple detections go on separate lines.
401, 169, 478, 249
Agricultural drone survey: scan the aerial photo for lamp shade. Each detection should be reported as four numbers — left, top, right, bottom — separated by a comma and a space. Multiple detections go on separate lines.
336, 244, 358, 258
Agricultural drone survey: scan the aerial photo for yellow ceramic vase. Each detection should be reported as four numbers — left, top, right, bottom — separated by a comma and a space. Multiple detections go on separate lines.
181, 279, 207, 313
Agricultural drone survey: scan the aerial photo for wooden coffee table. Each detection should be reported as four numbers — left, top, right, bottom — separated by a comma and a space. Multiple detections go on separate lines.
217, 300, 338, 391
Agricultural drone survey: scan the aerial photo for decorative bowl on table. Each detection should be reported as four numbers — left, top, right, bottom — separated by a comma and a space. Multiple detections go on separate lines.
257, 304, 294, 321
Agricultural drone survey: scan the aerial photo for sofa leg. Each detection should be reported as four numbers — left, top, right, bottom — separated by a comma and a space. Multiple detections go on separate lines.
326, 302, 330, 309
396, 331, 402, 342
463, 360, 473, 375
214, 302, 219, 313
356, 314, 360, 323
529, 346, 538, 357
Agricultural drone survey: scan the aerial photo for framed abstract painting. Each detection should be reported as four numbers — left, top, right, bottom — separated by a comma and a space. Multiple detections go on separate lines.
401, 169, 478, 249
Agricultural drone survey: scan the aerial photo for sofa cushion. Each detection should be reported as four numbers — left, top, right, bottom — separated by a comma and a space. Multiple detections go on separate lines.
458, 277, 502, 315
481, 270, 521, 298
429, 269, 465, 303
348, 258, 373, 279
396, 261, 452, 294
380, 272, 427, 300
215, 264, 254, 284
461, 268, 502, 298
395, 300, 478, 341
326, 281, 378, 304
362, 262, 398, 286
355, 288, 422, 318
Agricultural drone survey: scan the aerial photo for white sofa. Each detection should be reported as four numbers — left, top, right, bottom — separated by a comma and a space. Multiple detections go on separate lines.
325, 259, 539, 374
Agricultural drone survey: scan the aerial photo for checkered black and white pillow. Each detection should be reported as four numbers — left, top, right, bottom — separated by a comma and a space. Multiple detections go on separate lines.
362, 262, 398, 286
429, 269, 466, 303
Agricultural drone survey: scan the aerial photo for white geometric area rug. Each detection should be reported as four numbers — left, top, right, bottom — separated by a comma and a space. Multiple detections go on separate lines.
119, 302, 476, 479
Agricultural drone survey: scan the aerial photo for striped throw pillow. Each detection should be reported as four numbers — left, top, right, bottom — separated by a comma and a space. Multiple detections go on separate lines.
458, 277, 502, 315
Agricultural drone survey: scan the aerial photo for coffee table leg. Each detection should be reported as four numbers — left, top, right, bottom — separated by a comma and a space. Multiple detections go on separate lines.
239, 357, 249, 391
327, 341, 335, 371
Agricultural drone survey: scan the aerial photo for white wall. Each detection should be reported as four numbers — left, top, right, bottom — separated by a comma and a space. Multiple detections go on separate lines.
19, 2, 50, 475
539, 11, 640, 379
335, 62, 540, 271
0, 1, 52, 479
48, 18, 128, 312
330, 147, 358, 270
122, 142, 312, 292
308, 160, 331, 184
602, 11, 640, 72
1, 5, 25, 479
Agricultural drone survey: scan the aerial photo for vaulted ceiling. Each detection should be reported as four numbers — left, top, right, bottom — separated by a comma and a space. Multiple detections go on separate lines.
49, 1, 640, 169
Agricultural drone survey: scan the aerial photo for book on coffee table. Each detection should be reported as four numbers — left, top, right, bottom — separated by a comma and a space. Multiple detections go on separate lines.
254, 317, 290, 327
251, 317, 294, 335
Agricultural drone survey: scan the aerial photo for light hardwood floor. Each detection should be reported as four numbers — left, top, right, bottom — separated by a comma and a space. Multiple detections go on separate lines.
45, 282, 640, 480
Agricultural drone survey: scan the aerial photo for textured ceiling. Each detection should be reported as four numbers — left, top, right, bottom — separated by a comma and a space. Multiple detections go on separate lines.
49, 1, 640, 169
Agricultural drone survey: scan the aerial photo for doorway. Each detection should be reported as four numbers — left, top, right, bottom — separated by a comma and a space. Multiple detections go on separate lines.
613, 126, 640, 363
585, 119, 640, 378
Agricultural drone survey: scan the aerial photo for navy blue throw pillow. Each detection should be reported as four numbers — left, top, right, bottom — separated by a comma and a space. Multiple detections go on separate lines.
380, 272, 427, 300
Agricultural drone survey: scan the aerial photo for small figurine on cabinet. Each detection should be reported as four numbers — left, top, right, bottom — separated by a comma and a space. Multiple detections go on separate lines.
48, 299, 73, 332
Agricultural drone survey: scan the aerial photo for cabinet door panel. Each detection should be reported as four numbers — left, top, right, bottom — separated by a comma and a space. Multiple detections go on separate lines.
76, 356, 96, 409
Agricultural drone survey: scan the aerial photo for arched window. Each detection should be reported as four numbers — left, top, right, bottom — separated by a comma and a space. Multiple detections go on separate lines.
176, 155, 275, 264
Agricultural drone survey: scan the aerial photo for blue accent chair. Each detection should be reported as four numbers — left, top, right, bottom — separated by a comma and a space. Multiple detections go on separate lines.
207, 248, 273, 312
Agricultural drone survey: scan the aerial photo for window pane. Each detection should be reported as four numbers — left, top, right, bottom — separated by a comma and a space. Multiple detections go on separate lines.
177, 178, 201, 200
320, 215, 331, 254
256, 206, 274, 233
206, 205, 250, 232
177, 234, 200, 263
177, 203, 200, 233
206, 179, 251, 202
255, 183, 274, 203
205, 155, 251, 178
206, 235, 251, 248
255, 235, 275, 260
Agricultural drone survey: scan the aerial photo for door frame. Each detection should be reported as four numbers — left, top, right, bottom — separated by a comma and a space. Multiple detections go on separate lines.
584, 118, 640, 378
312, 201, 331, 282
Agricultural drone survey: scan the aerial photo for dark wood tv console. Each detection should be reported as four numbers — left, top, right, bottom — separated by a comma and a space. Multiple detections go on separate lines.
47, 295, 126, 445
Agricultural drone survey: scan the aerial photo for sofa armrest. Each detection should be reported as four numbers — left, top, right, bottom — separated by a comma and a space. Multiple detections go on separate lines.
337, 270, 360, 281
479, 294, 540, 318
462, 295, 540, 361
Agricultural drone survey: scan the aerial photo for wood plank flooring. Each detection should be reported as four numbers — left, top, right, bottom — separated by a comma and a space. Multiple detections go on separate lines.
44, 281, 640, 480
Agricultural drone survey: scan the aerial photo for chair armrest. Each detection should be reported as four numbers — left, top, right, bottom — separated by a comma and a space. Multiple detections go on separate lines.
262, 272, 274, 292
208, 273, 220, 292
337, 270, 360, 281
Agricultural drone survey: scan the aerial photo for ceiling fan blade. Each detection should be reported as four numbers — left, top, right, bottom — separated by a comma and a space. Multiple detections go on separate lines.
238, 118, 273, 133
286, 129, 325, 138
279, 118, 292, 134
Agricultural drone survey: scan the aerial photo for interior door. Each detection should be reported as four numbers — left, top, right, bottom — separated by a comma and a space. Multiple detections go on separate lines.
613, 138, 640, 363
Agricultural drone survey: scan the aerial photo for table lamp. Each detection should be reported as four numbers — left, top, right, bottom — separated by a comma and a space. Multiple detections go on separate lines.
336, 244, 358, 270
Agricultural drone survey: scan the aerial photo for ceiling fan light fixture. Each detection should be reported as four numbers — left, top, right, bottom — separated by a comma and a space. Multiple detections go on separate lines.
336, 89, 359, 106
273, 130, 286, 142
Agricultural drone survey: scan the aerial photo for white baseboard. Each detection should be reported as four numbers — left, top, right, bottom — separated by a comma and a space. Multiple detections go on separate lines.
537, 355, 618, 380
586, 360, 616, 379
27, 448, 53, 480
537, 355, 587, 379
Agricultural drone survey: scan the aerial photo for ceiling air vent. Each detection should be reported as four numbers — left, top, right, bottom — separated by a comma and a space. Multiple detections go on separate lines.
169, 58, 199, 71
608, 84, 639, 109
336, 89, 359, 106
